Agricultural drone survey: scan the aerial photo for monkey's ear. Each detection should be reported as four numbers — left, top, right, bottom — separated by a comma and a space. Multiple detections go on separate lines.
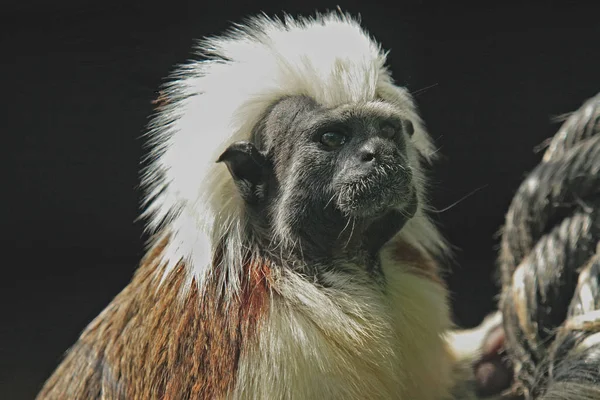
217, 141, 270, 204
402, 120, 414, 137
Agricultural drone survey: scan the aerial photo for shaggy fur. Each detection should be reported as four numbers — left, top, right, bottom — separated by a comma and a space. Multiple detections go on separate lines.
139, 12, 447, 294
38, 11, 509, 400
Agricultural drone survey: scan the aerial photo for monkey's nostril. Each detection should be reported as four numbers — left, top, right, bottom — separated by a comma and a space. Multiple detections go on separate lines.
361, 152, 375, 162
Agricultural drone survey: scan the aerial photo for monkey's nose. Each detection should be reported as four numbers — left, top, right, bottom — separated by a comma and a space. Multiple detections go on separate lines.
360, 150, 376, 163
358, 140, 386, 164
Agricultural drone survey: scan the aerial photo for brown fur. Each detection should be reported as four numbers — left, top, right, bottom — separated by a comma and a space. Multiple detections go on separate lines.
152, 91, 170, 111
390, 239, 445, 287
37, 237, 272, 400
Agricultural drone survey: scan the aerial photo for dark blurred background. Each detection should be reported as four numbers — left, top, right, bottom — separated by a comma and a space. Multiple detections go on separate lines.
2, 0, 599, 398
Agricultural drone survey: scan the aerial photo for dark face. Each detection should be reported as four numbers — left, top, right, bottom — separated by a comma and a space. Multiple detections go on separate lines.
218, 95, 418, 262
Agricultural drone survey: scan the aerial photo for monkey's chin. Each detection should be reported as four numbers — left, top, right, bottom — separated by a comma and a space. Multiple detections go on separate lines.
335, 163, 416, 220
336, 179, 417, 221
358, 190, 418, 255
362, 207, 415, 254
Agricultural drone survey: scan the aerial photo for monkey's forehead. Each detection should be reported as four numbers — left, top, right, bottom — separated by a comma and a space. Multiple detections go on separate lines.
329, 101, 414, 121
248, 95, 409, 154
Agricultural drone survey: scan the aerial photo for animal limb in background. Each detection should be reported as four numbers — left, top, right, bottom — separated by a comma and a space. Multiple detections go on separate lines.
37, 11, 512, 399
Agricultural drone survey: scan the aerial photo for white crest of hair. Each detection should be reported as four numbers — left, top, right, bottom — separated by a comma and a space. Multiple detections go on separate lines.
140, 11, 449, 296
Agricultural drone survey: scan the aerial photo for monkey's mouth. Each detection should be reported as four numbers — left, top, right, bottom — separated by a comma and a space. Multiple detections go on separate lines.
335, 164, 416, 219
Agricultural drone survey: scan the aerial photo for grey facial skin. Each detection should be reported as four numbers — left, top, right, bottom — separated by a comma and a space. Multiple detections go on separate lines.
217, 95, 418, 271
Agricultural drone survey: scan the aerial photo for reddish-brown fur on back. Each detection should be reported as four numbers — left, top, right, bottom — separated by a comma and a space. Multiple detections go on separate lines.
37, 237, 272, 400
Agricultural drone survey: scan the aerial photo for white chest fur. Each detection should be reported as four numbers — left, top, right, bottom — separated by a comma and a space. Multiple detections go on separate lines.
232, 243, 457, 400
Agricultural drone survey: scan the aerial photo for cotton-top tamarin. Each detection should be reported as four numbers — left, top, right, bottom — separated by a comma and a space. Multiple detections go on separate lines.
37, 12, 513, 400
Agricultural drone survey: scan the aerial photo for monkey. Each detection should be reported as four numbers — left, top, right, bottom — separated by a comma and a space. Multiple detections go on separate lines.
37, 12, 513, 400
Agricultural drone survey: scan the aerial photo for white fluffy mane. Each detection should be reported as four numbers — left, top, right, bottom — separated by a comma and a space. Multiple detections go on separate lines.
140, 11, 448, 293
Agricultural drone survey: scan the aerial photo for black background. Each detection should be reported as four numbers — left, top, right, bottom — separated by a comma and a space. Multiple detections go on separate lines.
2, 1, 599, 398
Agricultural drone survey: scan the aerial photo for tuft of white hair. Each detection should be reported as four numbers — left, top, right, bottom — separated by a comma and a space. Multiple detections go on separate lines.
140, 11, 449, 296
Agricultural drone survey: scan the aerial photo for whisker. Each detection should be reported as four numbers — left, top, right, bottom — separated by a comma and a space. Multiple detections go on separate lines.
324, 192, 337, 210
338, 216, 353, 239
429, 184, 488, 214
427, 146, 444, 157
344, 217, 357, 249
411, 83, 439, 97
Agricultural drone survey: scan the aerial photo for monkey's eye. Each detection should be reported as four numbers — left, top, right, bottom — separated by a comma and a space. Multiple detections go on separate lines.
380, 123, 397, 139
320, 132, 347, 149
